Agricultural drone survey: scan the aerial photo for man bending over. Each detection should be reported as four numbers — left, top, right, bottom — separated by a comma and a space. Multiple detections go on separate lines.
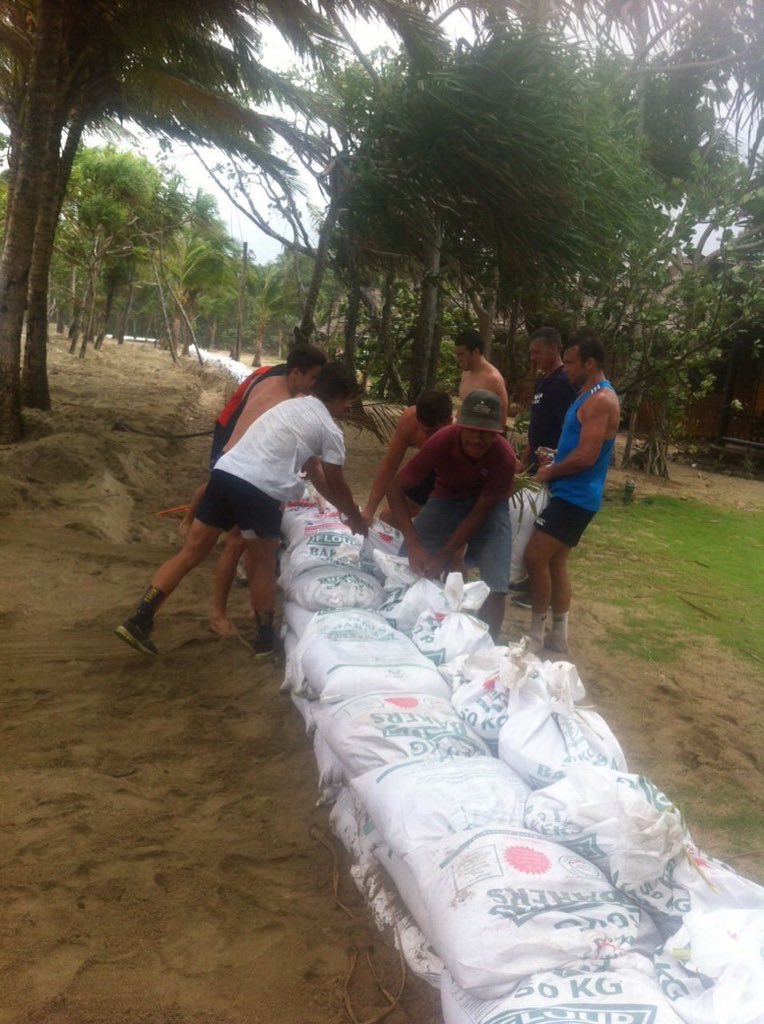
387, 390, 516, 640
116, 363, 366, 658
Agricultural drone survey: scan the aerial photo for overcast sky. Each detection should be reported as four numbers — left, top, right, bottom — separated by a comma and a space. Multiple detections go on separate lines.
160, 10, 474, 265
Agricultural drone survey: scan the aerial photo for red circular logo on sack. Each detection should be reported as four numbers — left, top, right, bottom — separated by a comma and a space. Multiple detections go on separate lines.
385, 697, 419, 709
504, 845, 551, 875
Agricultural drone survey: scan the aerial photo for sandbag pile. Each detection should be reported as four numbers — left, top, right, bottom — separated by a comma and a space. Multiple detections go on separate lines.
277, 499, 764, 1024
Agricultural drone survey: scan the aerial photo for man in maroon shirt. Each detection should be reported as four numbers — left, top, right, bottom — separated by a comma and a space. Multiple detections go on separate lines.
387, 389, 516, 639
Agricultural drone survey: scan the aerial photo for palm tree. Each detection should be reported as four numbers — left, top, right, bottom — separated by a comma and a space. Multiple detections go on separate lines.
0, 0, 440, 441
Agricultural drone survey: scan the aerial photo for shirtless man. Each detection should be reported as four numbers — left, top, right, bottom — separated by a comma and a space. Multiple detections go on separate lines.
454, 328, 508, 429
208, 345, 327, 636
362, 390, 453, 528
523, 329, 620, 654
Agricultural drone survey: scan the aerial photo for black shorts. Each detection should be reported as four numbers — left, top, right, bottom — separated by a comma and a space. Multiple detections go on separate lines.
196, 470, 282, 539
533, 496, 595, 548
405, 470, 436, 508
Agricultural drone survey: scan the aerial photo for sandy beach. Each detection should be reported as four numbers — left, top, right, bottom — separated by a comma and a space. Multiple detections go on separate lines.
1, 335, 763, 1023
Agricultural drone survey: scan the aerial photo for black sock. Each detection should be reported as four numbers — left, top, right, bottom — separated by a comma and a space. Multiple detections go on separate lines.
254, 610, 274, 636
132, 585, 165, 630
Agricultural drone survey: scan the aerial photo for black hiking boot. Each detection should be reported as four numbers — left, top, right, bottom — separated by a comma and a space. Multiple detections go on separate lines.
251, 612, 275, 659
115, 618, 158, 656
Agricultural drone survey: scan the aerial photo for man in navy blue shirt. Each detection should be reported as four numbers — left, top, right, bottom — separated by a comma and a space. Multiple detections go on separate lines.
517, 327, 576, 474
511, 327, 576, 609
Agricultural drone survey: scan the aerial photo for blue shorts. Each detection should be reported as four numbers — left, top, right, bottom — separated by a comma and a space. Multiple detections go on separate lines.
411, 497, 511, 593
196, 470, 282, 540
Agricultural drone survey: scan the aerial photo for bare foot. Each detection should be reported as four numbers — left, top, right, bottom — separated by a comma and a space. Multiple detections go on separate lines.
209, 614, 236, 638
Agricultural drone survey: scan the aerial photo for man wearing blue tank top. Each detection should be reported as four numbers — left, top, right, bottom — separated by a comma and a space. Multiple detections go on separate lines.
523, 329, 620, 654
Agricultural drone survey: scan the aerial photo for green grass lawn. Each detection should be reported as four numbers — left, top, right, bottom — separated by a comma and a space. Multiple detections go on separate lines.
579, 494, 764, 667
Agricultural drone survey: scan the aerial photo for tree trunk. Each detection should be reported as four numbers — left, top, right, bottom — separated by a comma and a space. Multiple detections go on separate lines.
94, 278, 117, 350
233, 241, 247, 362
407, 224, 442, 403
116, 280, 134, 344
622, 325, 650, 466
253, 319, 264, 368
0, 0, 64, 441
343, 259, 361, 373
68, 282, 88, 354
468, 270, 498, 360
78, 267, 99, 359
22, 113, 84, 409
377, 269, 404, 399
295, 161, 347, 345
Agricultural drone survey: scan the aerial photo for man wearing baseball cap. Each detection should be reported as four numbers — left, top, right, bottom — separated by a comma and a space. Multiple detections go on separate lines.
387, 389, 516, 639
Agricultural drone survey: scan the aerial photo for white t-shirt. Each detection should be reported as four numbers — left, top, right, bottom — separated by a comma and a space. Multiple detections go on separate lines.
214, 395, 345, 502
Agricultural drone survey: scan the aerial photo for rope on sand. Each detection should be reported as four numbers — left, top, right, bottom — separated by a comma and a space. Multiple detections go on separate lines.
310, 826, 359, 921
342, 943, 407, 1024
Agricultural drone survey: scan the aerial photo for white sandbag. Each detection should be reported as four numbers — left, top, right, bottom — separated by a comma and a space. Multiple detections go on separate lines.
365, 518, 404, 556
524, 764, 764, 936
373, 550, 418, 588
441, 955, 687, 1024
446, 643, 542, 748
283, 563, 385, 612
498, 661, 627, 787
379, 577, 450, 635
629, 842, 764, 936
313, 691, 490, 780
508, 484, 549, 584
524, 764, 686, 884
289, 691, 317, 735
329, 786, 378, 869
279, 528, 362, 588
404, 827, 650, 999
656, 909, 764, 1024
374, 841, 437, 946
328, 788, 444, 987
351, 756, 529, 856
293, 609, 449, 701
282, 601, 315, 638
312, 729, 345, 803
412, 573, 493, 665
280, 499, 335, 547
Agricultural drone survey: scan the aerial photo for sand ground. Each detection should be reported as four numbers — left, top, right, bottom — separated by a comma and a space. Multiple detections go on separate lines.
1, 336, 763, 1024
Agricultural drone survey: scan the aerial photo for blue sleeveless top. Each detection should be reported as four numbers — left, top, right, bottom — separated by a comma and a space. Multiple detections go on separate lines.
550, 380, 615, 512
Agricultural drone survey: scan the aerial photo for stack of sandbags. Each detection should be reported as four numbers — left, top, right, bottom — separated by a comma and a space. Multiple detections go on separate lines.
276, 505, 764, 1021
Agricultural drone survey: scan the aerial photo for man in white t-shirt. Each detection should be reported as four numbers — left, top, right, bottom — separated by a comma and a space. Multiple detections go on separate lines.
116, 363, 366, 658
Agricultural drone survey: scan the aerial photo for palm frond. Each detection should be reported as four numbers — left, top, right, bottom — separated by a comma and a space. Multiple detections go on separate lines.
342, 399, 407, 444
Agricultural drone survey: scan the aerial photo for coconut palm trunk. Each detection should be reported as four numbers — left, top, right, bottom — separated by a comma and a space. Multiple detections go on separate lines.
407, 223, 442, 402
22, 116, 85, 408
0, 1, 64, 441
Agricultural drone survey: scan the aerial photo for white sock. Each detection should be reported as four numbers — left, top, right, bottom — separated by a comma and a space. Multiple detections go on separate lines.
549, 612, 569, 648
530, 612, 546, 643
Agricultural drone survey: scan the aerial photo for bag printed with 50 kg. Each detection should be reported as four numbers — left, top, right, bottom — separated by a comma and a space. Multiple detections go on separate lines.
441, 954, 686, 1024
